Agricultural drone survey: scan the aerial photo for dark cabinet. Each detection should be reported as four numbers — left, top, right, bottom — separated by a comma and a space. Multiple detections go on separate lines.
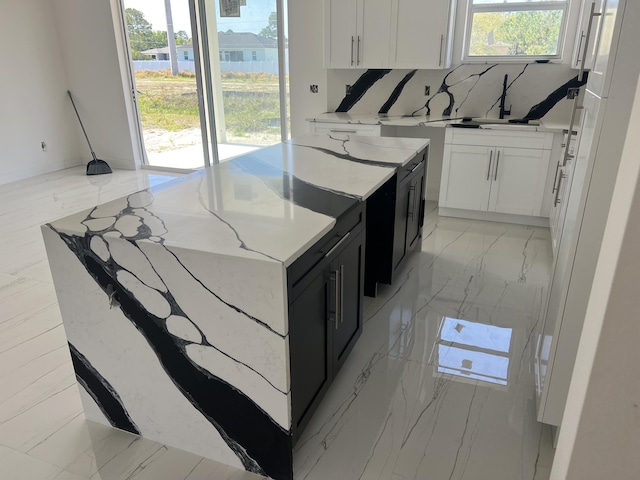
288, 204, 365, 442
365, 148, 427, 296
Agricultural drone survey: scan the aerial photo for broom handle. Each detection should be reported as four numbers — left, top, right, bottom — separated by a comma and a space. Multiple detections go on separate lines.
67, 91, 98, 161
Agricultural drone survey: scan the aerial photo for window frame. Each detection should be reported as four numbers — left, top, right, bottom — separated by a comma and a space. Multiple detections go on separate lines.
463, 0, 570, 63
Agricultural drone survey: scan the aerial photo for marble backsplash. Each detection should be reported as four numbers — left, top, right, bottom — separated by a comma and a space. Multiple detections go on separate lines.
327, 63, 583, 125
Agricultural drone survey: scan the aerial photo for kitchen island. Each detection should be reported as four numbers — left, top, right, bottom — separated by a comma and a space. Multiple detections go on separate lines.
42, 134, 429, 480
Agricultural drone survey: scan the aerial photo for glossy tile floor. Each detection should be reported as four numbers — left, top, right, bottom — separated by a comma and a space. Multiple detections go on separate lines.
0, 167, 554, 480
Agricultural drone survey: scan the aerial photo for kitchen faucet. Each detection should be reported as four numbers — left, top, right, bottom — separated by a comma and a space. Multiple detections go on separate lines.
499, 74, 512, 119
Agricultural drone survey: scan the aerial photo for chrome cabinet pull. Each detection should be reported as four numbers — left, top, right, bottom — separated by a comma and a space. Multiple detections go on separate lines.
407, 185, 416, 220
554, 172, 566, 207
351, 36, 355, 66
329, 129, 358, 134
575, 31, 585, 66
357, 36, 361, 65
339, 265, 345, 324
333, 270, 340, 329
439, 34, 444, 67
495, 150, 500, 181
552, 162, 561, 193
325, 231, 351, 259
563, 97, 580, 166
410, 160, 423, 173
580, 2, 602, 82
487, 150, 493, 181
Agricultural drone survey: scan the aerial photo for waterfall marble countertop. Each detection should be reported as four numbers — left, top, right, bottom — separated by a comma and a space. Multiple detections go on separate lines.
47, 133, 430, 269
42, 133, 429, 480
307, 112, 570, 132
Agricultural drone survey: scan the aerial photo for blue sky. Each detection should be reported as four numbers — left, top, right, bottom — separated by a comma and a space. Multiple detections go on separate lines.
123, 0, 277, 36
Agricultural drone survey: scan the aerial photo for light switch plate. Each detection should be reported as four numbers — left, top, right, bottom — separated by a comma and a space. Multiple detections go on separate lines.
346, 85, 352, 95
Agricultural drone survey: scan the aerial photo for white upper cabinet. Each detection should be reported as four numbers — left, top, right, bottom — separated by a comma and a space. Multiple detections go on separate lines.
390, 0, 456, 69
571, 0, 604, 71
324, 0, 455, 69
325, 0, 392, 69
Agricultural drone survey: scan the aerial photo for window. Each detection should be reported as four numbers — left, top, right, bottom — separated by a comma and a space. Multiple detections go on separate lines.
252, 51, 257, 61
464, 0, 568, 60
183, 51, 189, 60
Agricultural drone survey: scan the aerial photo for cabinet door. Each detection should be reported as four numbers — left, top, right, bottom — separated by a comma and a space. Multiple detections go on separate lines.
390, 0, 455, 69
439, 144, 493, 211
325, 0, 358, 68
405, 171, 424, 253
571, 0, 604, 70
357, 0, 392, 68
331, 232, 364, 375
588, 0, 622, 97
289, 264, 332, 434
392, 179, 411, 269
489, 147, 551, 216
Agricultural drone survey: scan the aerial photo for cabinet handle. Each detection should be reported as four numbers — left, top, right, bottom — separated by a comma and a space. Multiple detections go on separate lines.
410, 160, 423, 173
407, 185, 416, 220
439, 34, 444, 67
552, 162, 561, 193
494, 150, 500, 181
575, 31, 585, 66
351, 36, 355, 66
333, 270, 340, 329
357, 36, 361, 66
329, 129, 358, 134
563, 98, 580, 166
487, 150, 493, 181
325, 231, 351, 259
339, 265, 345, 324
579, 2, 602, 82
554, 172, 566, 207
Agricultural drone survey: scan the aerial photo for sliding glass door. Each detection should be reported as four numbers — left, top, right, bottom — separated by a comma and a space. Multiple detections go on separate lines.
121, 0, 289, 169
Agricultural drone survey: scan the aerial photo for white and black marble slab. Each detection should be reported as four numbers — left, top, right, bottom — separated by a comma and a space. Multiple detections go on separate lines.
41, 137, 425, 480
286, 134, 429, 167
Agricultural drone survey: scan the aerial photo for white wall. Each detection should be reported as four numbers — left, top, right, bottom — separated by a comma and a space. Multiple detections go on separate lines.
0, 0, 82, 185
551, 60, 640, 480
52, 0, 141, 171
288, 0, 328, 137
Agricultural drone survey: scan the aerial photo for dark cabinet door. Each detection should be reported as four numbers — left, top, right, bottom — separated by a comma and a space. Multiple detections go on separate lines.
392, 180, 411, 270
331, 231, 364, 375
289, 263, 332, 436
405, 171, 425, 252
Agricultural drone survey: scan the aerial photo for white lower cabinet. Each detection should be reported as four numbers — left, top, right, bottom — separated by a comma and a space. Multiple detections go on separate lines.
439, 128, 553, 220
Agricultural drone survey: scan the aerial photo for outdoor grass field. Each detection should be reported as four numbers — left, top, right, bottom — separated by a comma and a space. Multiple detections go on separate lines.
134, 70, 286, 143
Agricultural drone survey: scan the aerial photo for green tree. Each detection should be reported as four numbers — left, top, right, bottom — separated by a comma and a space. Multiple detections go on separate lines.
499, 10, 562, 55
174, 30, 190, 45
259, 11, 277, 40
125, 8, 168, 59
469, 10, 562, 57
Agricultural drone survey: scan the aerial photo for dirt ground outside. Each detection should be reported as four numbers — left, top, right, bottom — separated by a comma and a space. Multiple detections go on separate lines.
134, 71, 287, 154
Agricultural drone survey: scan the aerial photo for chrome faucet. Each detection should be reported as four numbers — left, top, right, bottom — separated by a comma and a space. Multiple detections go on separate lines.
499, 74, 512, 119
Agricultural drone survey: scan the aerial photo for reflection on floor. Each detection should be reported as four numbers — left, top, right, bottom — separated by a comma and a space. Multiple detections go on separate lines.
294, 203, 555, 480
0, 167, 554, 480
146, 142, 261, 169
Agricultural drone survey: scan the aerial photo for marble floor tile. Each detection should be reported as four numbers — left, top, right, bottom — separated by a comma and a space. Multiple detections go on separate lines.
294, 208, 554, 480
0, 444, 63, 480
0, 170, 554, 479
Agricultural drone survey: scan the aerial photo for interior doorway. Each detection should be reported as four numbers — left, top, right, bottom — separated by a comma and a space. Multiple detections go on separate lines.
121, 0, 289, 169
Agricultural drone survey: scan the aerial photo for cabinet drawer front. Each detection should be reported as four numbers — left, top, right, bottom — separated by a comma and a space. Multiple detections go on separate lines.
309, 122, 382, 136
448, 128, 553, 149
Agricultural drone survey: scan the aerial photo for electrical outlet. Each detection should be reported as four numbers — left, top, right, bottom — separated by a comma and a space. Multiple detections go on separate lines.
346, 85, 353, 95
41, 141, 47, 151
425, 85, 431, 96
310, 84, 318, 93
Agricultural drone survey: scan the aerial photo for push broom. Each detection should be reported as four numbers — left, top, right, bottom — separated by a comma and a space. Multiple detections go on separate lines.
67, 90, 112, 175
